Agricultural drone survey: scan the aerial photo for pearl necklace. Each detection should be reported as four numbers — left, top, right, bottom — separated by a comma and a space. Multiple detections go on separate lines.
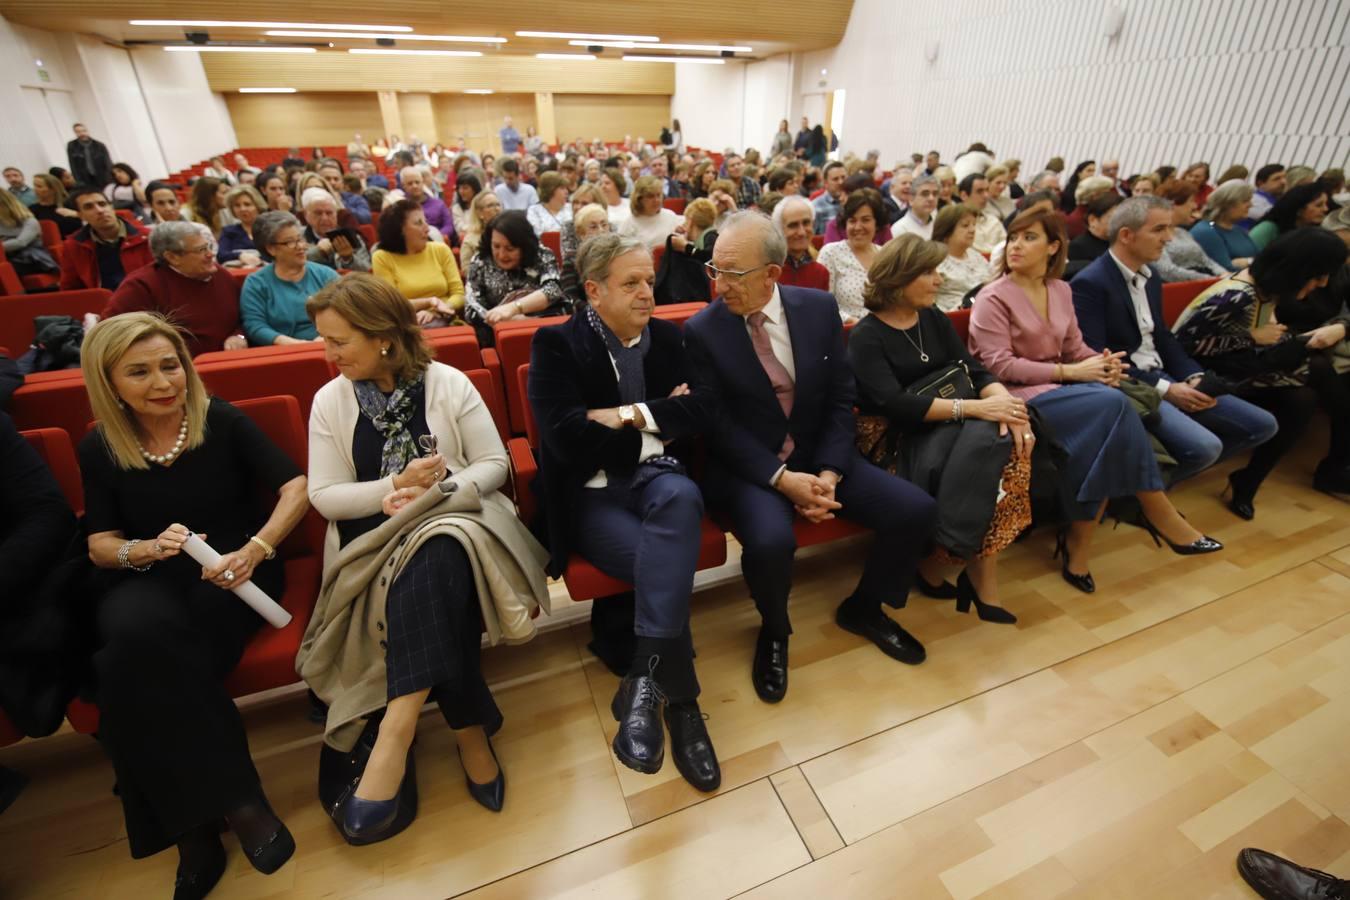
138, 414, 189, 465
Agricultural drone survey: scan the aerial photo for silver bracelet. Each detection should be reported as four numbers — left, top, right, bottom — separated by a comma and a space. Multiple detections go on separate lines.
951, 398, 964, 422
117, 539, 153, 572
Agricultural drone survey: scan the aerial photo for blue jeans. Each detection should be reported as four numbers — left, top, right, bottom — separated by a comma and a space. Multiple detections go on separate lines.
1149, 393, 1279, 484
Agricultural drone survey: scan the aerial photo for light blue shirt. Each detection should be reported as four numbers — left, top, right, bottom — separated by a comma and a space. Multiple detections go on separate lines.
495, 181, 539, 212
240, 262, 338, 345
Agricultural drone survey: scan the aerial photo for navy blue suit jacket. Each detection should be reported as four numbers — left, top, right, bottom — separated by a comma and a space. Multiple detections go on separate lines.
683, 285, 856, 487
1070, 251, 1202, 386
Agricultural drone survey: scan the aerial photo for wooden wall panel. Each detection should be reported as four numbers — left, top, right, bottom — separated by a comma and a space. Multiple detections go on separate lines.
431, 94, 535, 154
224, 92, 384, 147
553, 94, 672, 144
396, 93, 436, 144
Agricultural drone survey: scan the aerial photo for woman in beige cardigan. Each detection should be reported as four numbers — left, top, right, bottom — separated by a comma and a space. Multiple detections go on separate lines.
302, 274, 545, 846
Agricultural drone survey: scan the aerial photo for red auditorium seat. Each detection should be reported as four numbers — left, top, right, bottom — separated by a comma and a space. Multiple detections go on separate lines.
1162, 278, 1219, 327
358, 223, 377, 249
0, 288, 110, 354
65, 396, 326, 733
947, 308, 971, 343
20, 426, 85, 514
663, 198, 687, 214
196, 352, 335, 421
0, 261, 25, 296
540, 231, 562, 266
38, 220, 64, 266
811, 234, 825, 250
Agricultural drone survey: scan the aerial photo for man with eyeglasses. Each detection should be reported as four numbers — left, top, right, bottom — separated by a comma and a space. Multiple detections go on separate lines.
683, 212, 938, 703
99, 221, 246, 355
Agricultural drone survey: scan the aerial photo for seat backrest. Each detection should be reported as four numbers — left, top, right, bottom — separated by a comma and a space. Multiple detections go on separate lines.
196, 353, 335, 421
38, 219, 62, 252
540, 231, 562, 264
10, 375, 93, 447
517, 363, 539, 448
947, 308, 971, 343
496, 314, 568, 434
663, 198, 687, 214
811, 234, 825, 250
463, 367, 509, 443
0, 262, 24, 296
228, 395, 325, 559
424, 326, 484, 372
652, 245, 665, 272
1162, 278, 1219, 327
358, 223, 377, 248
0, 288, 111, 352
652, 301, 706, 329
19, 426, 84, 514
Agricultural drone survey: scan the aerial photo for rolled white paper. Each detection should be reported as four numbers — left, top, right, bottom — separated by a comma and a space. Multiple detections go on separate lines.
182, 532, 292, 629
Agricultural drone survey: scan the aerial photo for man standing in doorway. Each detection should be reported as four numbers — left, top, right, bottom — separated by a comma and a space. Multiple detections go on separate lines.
66, 123, 114, 187
499, 117, 522, 156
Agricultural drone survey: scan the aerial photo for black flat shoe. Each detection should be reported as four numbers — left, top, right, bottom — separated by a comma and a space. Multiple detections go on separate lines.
1313, 463, 1350, 499
916, 574, 958, 600
955, 571, 1017, 625
1139, 517, 1223, 555
751, 630, 789, 703
1223, 472, 1258, 520
835, 600, 926, 665
0, 765, 28, 817
458, 737, 505, 813
610, 669, 666, 775
173, 832, 226, 900
664, 702, 721, 793
1053, 529, 1095, 594
339, 749, 418, 846
229, 796, 294, 875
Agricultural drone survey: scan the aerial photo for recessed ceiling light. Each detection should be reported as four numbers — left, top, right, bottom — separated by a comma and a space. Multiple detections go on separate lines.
238, 87, 297, 92
571, 40, 752, 52
130, 20, 411, 31
265, 30, 506, 43
535, 52, 595, 60
515, 31, 658, 41
622, 55, 725, 64
348, 48, 482, 56
165, 45, 317, 52
464, 89, 494, 94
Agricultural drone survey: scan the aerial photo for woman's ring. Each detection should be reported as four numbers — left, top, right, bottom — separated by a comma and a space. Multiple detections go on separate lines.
1024, 433, 1034, 440
224, 570, 235, 582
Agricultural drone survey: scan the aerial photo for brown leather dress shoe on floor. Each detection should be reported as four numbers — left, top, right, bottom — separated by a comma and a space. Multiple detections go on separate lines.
1237, 847, 1348, 900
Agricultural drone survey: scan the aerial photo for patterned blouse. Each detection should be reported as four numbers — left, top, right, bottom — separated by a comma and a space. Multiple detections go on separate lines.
935, 248, 993, 312
1171, 277, 1308, 387
463, 248, 570, 326
817, 240, 874, 322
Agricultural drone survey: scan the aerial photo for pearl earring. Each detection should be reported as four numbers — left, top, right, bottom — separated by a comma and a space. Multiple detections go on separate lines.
380, 346, 389, 357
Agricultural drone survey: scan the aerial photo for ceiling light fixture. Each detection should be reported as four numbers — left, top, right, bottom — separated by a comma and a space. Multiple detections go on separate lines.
622, 55, 724, 64
535, 52, 596, 60
130, 20, 411, 31
265, 30, 505, 43
464, 89, 495, 94
239, 87, 297, 92
164, 45, 317, 52
571, 40, 752, 52
515, 31, 658, 42
348, 48, 482, 56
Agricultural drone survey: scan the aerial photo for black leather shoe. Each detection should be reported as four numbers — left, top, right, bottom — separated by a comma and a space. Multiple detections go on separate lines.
339, 750, 418, 846
1237, 847, 1349, 900
458, 737, 505, 813
173, 834, 226, 900
664, 702, 721, 793
230, 796, 295, 875
1313, 463, 1350, 499
836, 601, 926, 665
1224, 471, 1258, 520
916, 575, 958, 599
610, 672, 666, 775
752, 631, 789, 703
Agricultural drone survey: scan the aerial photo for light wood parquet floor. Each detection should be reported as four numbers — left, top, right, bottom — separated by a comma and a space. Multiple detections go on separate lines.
2, 442, 1349, 899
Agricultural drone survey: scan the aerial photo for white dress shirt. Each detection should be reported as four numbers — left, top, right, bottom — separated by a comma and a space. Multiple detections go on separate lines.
1109, 251, 1169, 394
893, 210, 933, 240
584, 332, 662, 489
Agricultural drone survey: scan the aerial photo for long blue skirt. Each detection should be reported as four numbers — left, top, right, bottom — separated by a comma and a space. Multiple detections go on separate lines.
1029, 383, 1164, 520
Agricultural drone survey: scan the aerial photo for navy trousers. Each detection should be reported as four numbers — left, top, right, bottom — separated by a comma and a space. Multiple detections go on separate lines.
711, 454, 938, 637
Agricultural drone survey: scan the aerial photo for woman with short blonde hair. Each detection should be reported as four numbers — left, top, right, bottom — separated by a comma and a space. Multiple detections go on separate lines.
78, 311, 309, 896
302, 273, 546, 845
850, 234, 1030, 621
619, 175, 681, 249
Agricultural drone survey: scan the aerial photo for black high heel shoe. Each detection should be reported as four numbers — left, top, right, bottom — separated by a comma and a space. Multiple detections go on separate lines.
1053, 529, 1095, 594
1222, 471, 1257, 520
1139, 517, 1223, 555
339, 748, 418, 846
916, 574, 958, 599
955, 571, 1017, 624
458, 736, 505, 813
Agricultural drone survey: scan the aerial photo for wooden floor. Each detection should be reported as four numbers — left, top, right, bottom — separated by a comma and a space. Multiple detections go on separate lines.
3, 444, 1350, 899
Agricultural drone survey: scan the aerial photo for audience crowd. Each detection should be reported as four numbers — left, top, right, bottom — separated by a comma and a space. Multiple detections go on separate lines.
3, 120, 1349, 900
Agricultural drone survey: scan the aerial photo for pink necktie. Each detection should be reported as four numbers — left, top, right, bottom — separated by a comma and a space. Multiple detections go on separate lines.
748, 311, 795, 460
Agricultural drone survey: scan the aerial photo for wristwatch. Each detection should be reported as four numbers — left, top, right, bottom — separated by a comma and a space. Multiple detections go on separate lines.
619, 404, 636, 427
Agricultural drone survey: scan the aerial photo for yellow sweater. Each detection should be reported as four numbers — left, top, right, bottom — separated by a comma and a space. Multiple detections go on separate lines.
372, 242, 465, 311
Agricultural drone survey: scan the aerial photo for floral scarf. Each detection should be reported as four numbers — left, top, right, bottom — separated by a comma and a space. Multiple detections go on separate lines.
353, 374, 425, 478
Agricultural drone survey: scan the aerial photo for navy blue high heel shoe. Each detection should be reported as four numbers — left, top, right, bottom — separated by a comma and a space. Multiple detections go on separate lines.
459, 737, 505, 812
340, 750, 418, 846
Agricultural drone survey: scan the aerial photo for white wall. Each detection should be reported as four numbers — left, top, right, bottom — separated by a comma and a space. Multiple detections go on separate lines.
741, 57, 794, 157
795, 0, 1350, 173
131, 47, 238, 173
671, 61, 745, 152
0, 15, 238, 182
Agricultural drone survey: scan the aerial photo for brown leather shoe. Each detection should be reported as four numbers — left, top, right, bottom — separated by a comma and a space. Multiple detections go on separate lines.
1237, 848, 1348, 899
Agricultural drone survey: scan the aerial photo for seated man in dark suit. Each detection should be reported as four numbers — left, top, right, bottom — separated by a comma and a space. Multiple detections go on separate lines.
528, 233, 720, 792
683, 211, 938, 703
1071, 196, 1276, 500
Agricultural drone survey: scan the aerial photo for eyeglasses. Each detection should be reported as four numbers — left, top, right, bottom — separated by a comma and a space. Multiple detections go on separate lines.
273, 238, 307, 250
178, 243, 217, 256
704, 262, 767, 282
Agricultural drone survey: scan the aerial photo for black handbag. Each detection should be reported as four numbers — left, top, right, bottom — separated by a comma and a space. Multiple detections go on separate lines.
908, 360, 977, 400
